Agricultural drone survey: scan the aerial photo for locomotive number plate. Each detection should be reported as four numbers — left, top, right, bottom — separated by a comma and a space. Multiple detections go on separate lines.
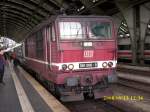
79, 62, 98, 68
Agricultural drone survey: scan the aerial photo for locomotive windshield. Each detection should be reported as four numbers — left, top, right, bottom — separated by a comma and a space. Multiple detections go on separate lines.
59, 20, 112, 40
89, 22, 111, 39
59, 22, 85, 40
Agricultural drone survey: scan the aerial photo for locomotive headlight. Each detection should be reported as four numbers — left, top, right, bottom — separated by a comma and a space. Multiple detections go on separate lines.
62, 64, 67, 70
102, 62, 107, 68
108, 62, 113, 67
68, 64, 74, 70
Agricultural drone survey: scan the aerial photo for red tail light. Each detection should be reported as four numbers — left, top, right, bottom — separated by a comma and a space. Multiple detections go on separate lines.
108, 62, 113, 67
62, 64, 67, 70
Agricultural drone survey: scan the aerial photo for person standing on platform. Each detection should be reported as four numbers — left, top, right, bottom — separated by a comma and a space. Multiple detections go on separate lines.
3, 52, 8, 60
11, 52, 18, 67
0, 49, 5, 84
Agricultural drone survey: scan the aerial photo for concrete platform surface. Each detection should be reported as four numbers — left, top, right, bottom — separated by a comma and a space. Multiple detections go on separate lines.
0, 62, 70, 112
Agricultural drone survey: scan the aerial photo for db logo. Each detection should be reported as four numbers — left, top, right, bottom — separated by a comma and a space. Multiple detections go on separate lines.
84, 50, 93, 58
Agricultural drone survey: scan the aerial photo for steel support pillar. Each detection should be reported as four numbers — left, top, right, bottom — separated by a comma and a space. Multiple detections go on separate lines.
134, 6, 141, 64
115, 1, 138, 65
139, 3, 150, 64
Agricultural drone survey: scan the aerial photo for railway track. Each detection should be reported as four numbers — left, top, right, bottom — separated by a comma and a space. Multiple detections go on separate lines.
117, 64, 150, 75
117, 70, 150, 88
116, 64, 150, 92
109, 84, 150, 112
62, 84, 150, 112
64, 99, 124, 112
117, 77, 150, 93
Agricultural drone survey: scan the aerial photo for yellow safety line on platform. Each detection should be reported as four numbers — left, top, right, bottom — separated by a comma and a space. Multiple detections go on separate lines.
9, 62, 35, 112
19, 66, 70, 112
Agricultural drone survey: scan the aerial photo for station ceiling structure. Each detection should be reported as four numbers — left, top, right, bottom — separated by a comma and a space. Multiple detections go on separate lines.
0, 0, 149, 41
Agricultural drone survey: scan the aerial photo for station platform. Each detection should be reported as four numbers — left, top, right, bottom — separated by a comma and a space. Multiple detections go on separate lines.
0, 62, 70, 112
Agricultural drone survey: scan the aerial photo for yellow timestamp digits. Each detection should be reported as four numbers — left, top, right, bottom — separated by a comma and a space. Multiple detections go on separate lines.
103, 95, 144, 101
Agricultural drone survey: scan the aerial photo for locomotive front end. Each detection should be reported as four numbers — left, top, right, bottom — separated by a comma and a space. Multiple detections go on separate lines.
53, 16, 117, 101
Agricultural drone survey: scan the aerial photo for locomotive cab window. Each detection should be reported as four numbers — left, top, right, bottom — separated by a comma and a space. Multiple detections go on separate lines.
89, 22, 112, 39
58, 20, 112, 40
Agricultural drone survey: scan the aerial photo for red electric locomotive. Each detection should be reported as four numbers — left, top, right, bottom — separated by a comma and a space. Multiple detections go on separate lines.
23, 15, 117, 101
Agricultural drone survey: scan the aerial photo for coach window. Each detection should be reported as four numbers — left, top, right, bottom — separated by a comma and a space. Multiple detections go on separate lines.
118, 45, 131, 50
144, 43, 150, 50
36, 30, 44, 59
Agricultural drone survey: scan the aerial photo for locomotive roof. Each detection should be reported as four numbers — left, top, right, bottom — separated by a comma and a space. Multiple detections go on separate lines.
57, 15, 112, 19
26, 15, 57, 37
25, 15, 112, 39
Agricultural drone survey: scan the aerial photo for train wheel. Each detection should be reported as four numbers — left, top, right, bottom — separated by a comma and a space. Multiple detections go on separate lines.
47, 81, 55, 93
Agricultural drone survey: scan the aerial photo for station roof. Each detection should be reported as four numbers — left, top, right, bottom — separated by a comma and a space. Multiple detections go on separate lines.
0, 0, 149, 42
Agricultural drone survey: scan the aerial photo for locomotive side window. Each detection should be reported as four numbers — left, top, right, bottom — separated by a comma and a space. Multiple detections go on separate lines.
59, 22, 84, 40
89, 22, 111, 39
36, 30, 44, 59
25, 39, 28, 56
46, 25, 51, 43
51, 25, 56, 41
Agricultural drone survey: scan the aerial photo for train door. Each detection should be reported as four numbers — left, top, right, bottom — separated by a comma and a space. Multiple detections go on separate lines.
45, 25, 51, 69
45, 23, 57, 70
